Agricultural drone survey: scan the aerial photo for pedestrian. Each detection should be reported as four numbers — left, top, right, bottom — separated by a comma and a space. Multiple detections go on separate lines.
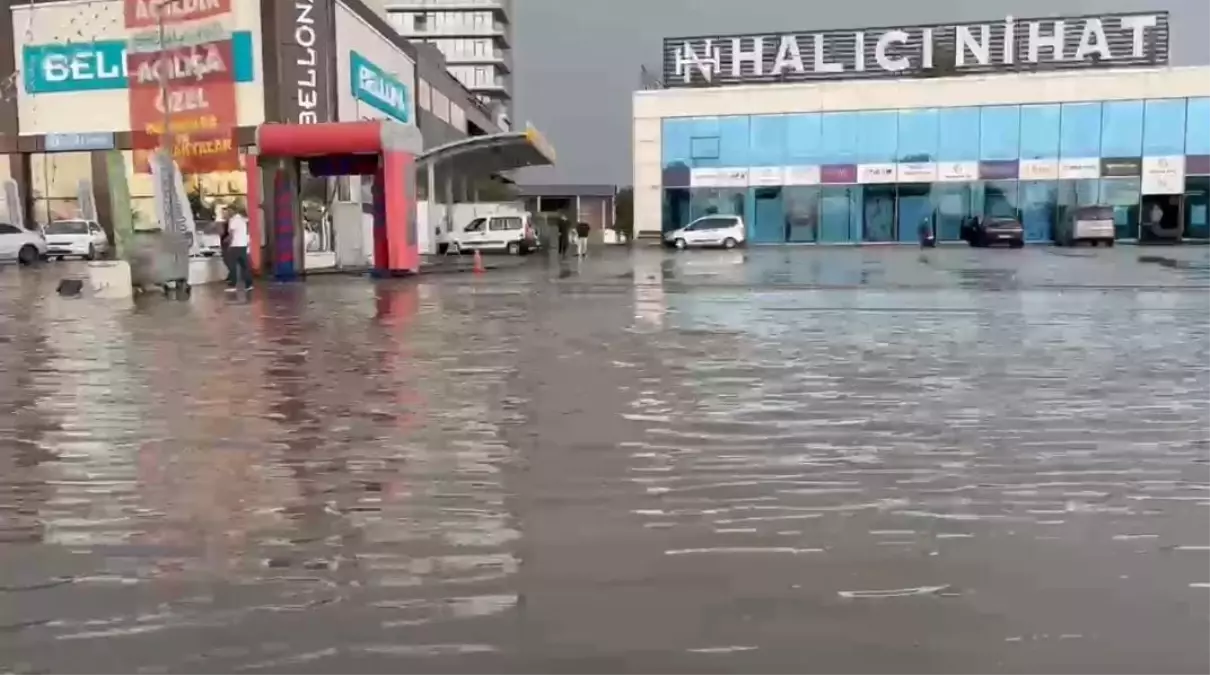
575, 220, 590, 257
225, 203, 253, 292
556, 216, 571, 258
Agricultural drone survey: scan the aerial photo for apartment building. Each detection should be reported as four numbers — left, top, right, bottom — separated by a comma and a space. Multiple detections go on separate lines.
379, 0, 513, 128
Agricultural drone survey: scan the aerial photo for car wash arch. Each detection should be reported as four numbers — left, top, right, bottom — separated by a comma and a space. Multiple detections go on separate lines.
245, 120, 424, 279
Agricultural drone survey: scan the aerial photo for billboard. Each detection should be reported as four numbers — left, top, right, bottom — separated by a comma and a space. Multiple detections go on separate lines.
662, 12, 1169, 88
124, 0, 240, 173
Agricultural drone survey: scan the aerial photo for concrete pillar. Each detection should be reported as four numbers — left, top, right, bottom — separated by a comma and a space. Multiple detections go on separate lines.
575, 195, 581, 222
427, 161, 437, 239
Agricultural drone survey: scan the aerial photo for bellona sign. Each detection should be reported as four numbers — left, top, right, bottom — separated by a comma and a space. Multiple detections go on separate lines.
662, 12, 1168, 87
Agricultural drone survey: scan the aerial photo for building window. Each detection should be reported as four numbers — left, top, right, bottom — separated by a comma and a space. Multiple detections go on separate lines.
1060, 102, 1102, 159
748, 115, 786, 167
414, 13, 428, 30
1143, 99, 1186, 156
417, 78, 431, 111
1018, 104, 1060, 160
786, 113, 821, 165
820, 113, 858, 165
897, 108, 938, 162
1100, 178, 1141, 240
980, 106, 1020, 161
937, 107, 980, 161
818, 186, 860, 242
1101, 100, 1144, 158
856, 111, 897, 164
1187, 98, 1210, 156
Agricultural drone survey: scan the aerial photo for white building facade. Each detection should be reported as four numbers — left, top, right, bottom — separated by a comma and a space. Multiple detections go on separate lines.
378, 0, 513, 128
633, 12, 1210, 244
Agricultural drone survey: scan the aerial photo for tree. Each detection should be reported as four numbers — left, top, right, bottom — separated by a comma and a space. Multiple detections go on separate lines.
613, 186, 634, 242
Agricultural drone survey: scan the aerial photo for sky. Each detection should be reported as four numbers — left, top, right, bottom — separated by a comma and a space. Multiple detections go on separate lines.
509, 0, 1210, 186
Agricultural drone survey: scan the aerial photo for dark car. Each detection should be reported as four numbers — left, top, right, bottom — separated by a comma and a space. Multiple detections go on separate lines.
960, 216, 1025, 248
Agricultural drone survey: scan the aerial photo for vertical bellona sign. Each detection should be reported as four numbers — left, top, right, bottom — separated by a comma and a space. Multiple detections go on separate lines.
662, 12, 1168, 87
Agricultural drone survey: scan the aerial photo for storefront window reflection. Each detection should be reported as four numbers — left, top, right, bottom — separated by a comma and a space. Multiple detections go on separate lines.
1184, 177, 1210, 240
1100, 178, 1141, 240
784, 187, 819, 243
978, 180, 1020, 220
932, 184, 974, 241
31, 152, 92, 225
1020, 181, 1058, 242
819, 186, 860, 243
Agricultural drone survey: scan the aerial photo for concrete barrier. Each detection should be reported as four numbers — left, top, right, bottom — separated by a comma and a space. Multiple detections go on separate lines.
87, 260, 133, 299
188, 257, 228, 286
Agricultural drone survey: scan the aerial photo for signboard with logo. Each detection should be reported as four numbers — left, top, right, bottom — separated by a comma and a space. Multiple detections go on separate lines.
350, 51, 410, 123
1141, 156, 1185, 194
897, 162, 937, 182
663, 12, 1168, 88
936, 162, 979, 182
1100, 157, 1142, 177
1018, 158, 1058, 181
124, 0, 240, 174
858, 163, 896, 184
277, 0, 335, 124
748, 166, 785, 186
689, 167, 749, 188
784, 165, 821, 186
22, 33, 254, 94
45, 132, 116, 152
1058, 158, 1100, 180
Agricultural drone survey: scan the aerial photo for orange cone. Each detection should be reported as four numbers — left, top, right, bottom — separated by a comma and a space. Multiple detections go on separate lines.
472, 250, 485, 274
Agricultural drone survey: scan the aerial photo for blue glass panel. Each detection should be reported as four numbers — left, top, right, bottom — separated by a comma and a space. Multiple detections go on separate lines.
1143, 99, 1186, 156
976, 180, 1020, 219
1100, 178, 1140, 240
819, 113, 858, 165
937, 107, 980, 161
1101, 100, 1144, 158
897, 109, 938, 162
716, 116, 751, 167
1186, 98, 1210, 156
1019, 105, 1060, 160
980, 105, 1021, 161
661, 118, 694, 166
786, 114, 822, 165
1060, 102, 1102, 158
932, 184, 973, 241
784, 187, 819, 242
748, 115, 787, 167
861, 185, 895, 241
662, 189, 690, 232
897, 185, 932, 242
856, 111, 898, 164
1020, 181, 1057, 242
819, 186, 858, 242
688, 116, 721, 168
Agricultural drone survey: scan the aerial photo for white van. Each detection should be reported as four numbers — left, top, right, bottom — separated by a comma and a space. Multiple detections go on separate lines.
440, 213, 538, 255
663, 215, 746, 250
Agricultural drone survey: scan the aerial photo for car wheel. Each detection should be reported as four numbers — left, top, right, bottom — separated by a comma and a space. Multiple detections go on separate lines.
1105, 239, 1115, 248
674, 238, 688, 250
722, 237, 738, 250
1009, 240, 1024, 249
506, 241, 520, 256
18, 245, 39, 266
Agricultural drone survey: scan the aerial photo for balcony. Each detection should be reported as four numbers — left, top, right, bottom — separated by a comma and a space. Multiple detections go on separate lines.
443, 47, 512, 72
385, 0, 510, 23
393, 20, 510, 46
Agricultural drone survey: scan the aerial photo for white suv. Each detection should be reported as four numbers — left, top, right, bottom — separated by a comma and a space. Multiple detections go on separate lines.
0, 222, 48, 265
441, 214, 538, 255
664, 215, 746, 250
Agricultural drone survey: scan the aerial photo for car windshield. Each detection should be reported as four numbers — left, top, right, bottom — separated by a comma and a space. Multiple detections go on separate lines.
46, 221, 89, 235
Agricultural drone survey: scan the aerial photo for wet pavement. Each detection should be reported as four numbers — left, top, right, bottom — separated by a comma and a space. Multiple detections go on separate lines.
1, 246, 1207, 674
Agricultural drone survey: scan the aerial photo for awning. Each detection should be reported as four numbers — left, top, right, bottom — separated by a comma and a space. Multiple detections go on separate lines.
416, 123, 556, 182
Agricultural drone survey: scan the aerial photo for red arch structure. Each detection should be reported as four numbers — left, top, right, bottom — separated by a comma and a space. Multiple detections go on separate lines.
245, 120, 423, 280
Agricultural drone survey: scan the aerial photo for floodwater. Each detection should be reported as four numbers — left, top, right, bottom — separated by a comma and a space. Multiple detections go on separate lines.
1, 246, 1207, 674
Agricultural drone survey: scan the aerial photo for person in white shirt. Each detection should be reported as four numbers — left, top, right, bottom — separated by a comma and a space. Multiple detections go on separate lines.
224, 204, 252, 291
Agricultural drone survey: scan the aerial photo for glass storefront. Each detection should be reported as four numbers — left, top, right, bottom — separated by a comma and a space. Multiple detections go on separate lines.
661, 97, 1210, 243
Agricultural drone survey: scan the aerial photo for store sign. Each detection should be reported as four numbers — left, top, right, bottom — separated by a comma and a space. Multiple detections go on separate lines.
278, 0, 334, 124
896, 162, 937, 182
1059, 158, 1101, 179
980, 160, 1019, 180
1188, 155, 1210, 176
1141, 156, 1185, 195
22, 32, 255, 93
125, 0, 232, 29
663, 12, 1168, 87
350, 51, 411, 123
689, 167, 748, 188
858, 163, 896, 184
1018, 158, 1058, 181
748, 166, 785, 186
936, 161, 979, 182
45, 132, 116, 152
784, 165, 821, 185
821, 164, 857, 184
1100, 157, 1141, 177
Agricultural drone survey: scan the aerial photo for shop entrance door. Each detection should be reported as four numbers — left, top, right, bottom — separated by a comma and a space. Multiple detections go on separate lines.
1139, 194, 1184, 244
751, 188, 785, 243
896, 185, 933, 243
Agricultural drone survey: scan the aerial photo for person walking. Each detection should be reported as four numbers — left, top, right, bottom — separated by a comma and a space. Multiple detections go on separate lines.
556, 216, 571, 258
575, 220, 591, 258
224, 203, 253, 292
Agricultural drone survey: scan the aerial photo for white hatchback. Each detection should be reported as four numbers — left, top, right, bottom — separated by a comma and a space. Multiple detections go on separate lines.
664, 215, 746, 250
0, 222, 48, 265
44, 219, 110, 260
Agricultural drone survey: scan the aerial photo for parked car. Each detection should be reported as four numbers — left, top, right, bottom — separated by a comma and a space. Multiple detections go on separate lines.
1054, 205, 1116, 247
0, 222, 48, 265
44, 219, 109, 260
439, 213, 538, 255
663, 215, 746, 250
960, 217, 1025, 248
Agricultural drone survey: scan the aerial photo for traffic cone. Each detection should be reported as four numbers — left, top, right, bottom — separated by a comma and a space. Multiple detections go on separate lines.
472, 250, 485, 274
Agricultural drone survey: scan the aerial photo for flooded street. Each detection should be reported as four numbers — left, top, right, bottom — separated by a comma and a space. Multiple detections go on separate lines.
1, 246, 1207, 674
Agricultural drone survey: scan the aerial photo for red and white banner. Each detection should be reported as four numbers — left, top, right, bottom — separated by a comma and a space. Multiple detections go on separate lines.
125, 0, 232, 30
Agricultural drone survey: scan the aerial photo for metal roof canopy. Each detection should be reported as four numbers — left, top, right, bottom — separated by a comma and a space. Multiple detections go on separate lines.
416, 124, 556, 183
